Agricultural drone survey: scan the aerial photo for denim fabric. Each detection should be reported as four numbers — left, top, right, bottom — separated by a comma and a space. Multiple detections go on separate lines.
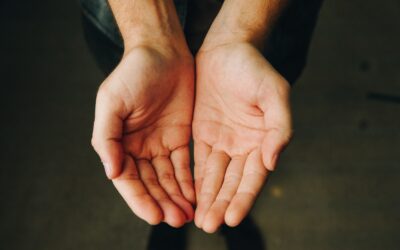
79, 0, 324, 84
79, 0, 187, 49
262, 0, 324, 83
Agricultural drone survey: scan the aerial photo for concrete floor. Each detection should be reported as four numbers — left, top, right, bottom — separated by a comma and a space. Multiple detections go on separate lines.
0, 0, 399, 249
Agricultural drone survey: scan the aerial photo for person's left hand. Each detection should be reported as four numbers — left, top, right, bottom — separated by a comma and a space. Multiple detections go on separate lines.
193, 42, 292, 233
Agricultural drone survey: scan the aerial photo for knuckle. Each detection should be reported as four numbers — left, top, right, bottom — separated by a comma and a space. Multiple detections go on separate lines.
96, 82, 114, 102
200, 190, 216, 198
116, 172, 140, 181
146, 178, 159, 187
179, 178, 194, 186
97, 82, 109, 95
238, 190, 258, 199
245, 168, 267, 178
282, 132, 293, 145
275, 76, 291, 94
224, 172, 241, 183
215, 197, 231, 204
160, 172, 175, 183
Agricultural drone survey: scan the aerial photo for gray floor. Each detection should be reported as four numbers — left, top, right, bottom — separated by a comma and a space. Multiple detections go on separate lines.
0, 1, 399, 250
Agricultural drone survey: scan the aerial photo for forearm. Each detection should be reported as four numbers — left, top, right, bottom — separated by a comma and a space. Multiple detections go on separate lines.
108, 0, 188, 52
202, 0, 289, 50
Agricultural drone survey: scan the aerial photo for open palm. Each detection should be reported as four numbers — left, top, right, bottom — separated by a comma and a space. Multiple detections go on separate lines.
92, 47, 195, 227
193, 43, 292, 233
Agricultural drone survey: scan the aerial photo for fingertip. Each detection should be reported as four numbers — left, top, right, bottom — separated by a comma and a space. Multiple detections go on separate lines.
146, 210, 163, 226
135, 196, 164, 226
161, 202, 187, 228
262, 153, 277, 172
194, 198, 213, 228
224, 210, 241, 228
166, 213, 187, 228
202, 224, 220, 234
194, 209, 204, 229
224, 199, 246, 228
202, 211, 222, 234
105, 163, 123, 179
126, 195, 164, 227
95, 142, 124, 179
261, 130, 292, 171
170, 195, 195, 222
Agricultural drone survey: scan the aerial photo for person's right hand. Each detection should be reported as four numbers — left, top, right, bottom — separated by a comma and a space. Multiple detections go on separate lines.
193, 42, 292, 233
91, 45, 195, 228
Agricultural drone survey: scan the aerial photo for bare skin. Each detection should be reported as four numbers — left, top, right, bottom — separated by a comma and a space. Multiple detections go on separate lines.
91, 0, 195, 227
91, 0, 292, 231
193, 42, 291, 233
193, 0, 292, 233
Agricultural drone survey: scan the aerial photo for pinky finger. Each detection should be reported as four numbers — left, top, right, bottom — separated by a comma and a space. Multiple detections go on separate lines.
171, 146, 196, 204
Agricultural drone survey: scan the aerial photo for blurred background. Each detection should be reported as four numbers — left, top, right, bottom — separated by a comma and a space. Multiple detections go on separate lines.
0, 0, 399, 249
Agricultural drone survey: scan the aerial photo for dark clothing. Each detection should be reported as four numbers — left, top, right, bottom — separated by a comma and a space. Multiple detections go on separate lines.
80, 0, 324, 83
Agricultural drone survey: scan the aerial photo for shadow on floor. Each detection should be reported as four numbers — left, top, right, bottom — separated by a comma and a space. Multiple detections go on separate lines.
147, 216, 266, 250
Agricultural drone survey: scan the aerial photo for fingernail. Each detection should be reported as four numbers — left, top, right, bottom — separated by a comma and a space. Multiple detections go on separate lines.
103, 162, 112, 178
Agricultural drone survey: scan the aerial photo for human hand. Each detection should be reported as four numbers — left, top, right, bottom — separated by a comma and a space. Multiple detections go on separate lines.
91, 0, 196, 228
193, 42, 292, 233
91, 45, 195, 227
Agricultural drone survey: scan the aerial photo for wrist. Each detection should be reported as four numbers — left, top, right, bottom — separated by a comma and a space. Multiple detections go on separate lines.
121, 10, 188, 55
109, 0, 191, 58
200, 0, 288, 52
200, 10, 268, 52
123, 33, 191, 59
121, 39, 194, 75
200, 27, 266, 53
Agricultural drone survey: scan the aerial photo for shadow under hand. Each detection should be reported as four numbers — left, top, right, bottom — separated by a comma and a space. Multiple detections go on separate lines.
147, 223, 188, 250
221, 216, 266, 250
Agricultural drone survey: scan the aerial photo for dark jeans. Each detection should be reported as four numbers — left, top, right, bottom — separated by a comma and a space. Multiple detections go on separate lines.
81, 0, 324, 83
82, 13, 123, 76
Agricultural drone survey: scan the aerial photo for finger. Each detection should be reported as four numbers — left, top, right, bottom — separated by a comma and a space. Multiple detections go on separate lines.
194, 150, 230, 228
261, 129, 292, 171
202, 155, 246, 233
112, 155, 162, 225
92, 85, 126, 179
257, 78, 292, 171
137, 159, 187, 228
193, 141, 212, 204
170, 146, 196, 205
225, 150, 268, 227
152, 156, 194, 222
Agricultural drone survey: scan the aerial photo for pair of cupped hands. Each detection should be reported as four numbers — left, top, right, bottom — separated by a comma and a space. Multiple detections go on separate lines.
91, 30, 292, 233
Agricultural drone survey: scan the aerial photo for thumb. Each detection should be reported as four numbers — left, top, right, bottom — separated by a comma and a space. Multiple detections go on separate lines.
261, 129, 291, 171
257, 74, 292, 171
91, 85, 126, 179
